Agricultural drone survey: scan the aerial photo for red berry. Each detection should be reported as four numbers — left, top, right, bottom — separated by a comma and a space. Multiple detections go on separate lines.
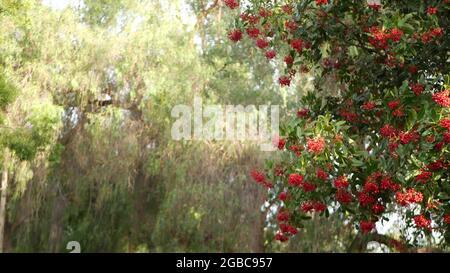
279, 76, 291, 87
290, 38, 303, 52
388, 100, 400, 110
301, 182, 316, 192
362, 101, 376, 111
265, 50, 277, 59
316, 0, 328, 6
289, 173, 304, 187
336, 189, 352, 204
360, 220, 375, 234
427, 7, 438, 15
297, 108, 309, 118
279, 191, 288, 201
415, 170, 432, 184
380, 124, 396, 138
250, 170, 265, 183
409, 83, 424, 96
224, 0, 239, 10
307, 137, 326, 154
432, 90, 450, 107
368, 3, 381, 11
246, 27, 260, 39
444, 215, 450, 225
284, 55, 294, 65
414, 215, 431, 230
256, 38, 269, 49
372, 203, 385, 214
228, 29, 243, 42
439, 118, 450, 131
316, 168, 328, 180
281, 4, 293, 14
334, 176, 349, 188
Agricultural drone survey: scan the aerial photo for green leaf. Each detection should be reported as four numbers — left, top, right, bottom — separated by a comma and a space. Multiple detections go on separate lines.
351, 159, 364, 167
300, 215, 312, 220
406, 108, 417, 130
348, 46, 359, 58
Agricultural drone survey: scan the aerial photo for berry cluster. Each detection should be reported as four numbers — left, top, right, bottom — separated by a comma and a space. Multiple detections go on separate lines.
226, 0, 450, 248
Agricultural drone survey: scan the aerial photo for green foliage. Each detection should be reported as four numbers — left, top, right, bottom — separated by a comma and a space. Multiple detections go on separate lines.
0, 0, 30, 14
28, 103, 63, 147
80, 0, 134, 26
2, 103, 62, 161
48, 143, 64, 167
5, 129, 36, 161
0, 72, 17, 110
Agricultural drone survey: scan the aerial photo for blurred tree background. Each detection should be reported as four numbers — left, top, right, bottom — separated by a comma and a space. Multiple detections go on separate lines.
0, 0, 359, 252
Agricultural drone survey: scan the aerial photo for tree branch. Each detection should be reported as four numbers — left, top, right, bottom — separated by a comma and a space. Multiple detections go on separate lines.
348, 232, 445, 253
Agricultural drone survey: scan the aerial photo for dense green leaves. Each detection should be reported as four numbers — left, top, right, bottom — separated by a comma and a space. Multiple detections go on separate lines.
0, 73, 17, 110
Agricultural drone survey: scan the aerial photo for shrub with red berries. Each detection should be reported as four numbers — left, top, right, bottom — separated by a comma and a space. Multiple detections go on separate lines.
228, 0, 450, 250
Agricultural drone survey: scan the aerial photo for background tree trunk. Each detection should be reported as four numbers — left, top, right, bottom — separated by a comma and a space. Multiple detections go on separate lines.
48, 192, 67, 253
0, 151, 9, 253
